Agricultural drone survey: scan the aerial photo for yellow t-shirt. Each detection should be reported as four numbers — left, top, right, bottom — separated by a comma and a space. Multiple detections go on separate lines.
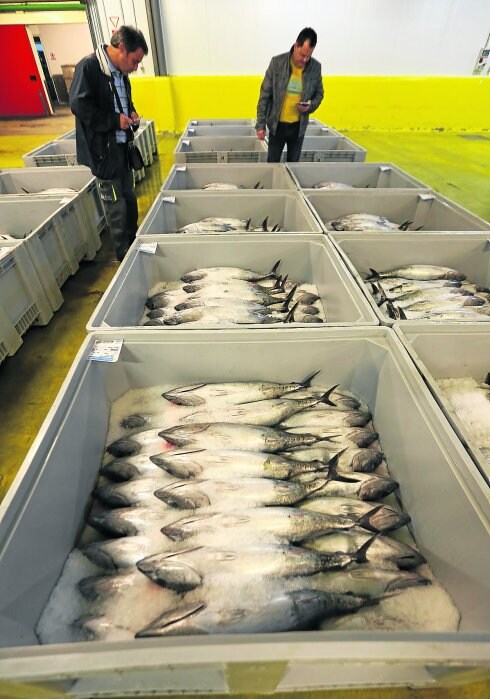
279, 61, 304, 123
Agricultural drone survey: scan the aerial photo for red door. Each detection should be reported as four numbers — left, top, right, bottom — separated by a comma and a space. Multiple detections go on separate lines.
0, 25, 53, 117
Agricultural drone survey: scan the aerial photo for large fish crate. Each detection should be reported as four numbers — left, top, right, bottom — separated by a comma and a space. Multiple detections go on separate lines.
0, 328, 488, 693
137, 122, 154, 165
306, 190, 490, 233
281, 136, 367, 163
86, 234, 378, 331
174, 136, 268, 164
393, 322, 490, 487
183, 126, 257, 138
185, 118, 255, 128
0, 251, 23, 362
304, 125, 343, 137
0, 197, 88, 311
161, 163, 297, 192
141, 119, 157, 154
136, 191, 323, 236
0, 239, 53, 339
54, 129, 76, 140
0, 165, 106, 248
287, 162, 430, 190
23, 139, 78, 168
330, 232, 490, 327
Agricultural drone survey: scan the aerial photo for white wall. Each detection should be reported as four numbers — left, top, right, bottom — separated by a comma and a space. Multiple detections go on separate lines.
36, 23, 93, 76
159, 0, 490, 76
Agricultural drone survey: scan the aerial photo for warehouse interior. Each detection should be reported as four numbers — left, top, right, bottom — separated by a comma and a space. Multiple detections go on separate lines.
0, 0, 489, 697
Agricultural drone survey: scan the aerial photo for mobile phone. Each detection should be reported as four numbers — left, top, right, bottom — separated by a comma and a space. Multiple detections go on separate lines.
298, 101, 309, 106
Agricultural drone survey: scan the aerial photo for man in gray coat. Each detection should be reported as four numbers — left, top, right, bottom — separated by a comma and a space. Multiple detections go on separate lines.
256, 27, 324, 162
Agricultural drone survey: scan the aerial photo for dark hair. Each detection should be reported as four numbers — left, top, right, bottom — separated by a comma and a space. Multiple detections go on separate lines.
296, 27, 317, 48
111, 25, 148, 55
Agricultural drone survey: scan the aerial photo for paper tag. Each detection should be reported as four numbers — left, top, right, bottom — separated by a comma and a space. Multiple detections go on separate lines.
176, 166, 187, 172
139, 241, 157, 254
380, 166, 392, 172
321, 127, 329, 132
183, 140, 190, 146
418, 193, 434, 201
162, 196, 176, 203
188, 128, 195, 134
191, 120, 197, 125
88, 339, 123, 363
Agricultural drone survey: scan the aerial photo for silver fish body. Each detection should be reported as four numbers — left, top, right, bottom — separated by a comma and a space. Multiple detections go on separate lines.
311, 566, 430, 598
300, 496, 410, 533
181, 262, 280, 283
368, 265, 467, 282
106, 428, 170, 457
313, 182, 354, 190
177, 217, 250, 235
286, 425, 378, 448
95, 476, 175, 508
81, 535, 167, 569
88, 506, 171, 537
297, 469, 398, 500
283, 446, 383, 472
100, 454, 166, 481
279, 408, 371, 430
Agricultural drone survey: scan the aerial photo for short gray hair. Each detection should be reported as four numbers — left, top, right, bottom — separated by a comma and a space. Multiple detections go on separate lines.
111, 25, 148, 55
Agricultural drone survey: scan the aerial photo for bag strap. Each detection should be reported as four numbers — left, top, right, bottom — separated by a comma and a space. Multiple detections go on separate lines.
109, 75, 134, 143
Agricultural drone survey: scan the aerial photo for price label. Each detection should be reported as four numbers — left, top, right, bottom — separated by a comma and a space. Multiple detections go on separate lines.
176, 166, 187, 172
88, 339, 123, 363
162, 196, 175, 203
139, 241, 157, 254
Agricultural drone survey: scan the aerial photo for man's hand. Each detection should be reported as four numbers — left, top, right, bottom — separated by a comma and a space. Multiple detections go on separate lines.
296, 100, 311, 113
119, 114, 134, 130
130, 111, 141, 127
256, 129, 266, 140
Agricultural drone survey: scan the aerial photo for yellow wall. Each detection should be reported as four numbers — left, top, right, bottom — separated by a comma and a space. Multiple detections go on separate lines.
131, 75, 490, 133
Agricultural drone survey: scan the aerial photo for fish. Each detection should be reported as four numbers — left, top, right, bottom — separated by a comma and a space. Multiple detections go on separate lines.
201, 182, 240, 190
136, 541, 375, 592
161, 305, 286, 326
304, 528, 426, 569
366, 265, 467, 282
135, 589, 375, 636
78, 570, 145, 601
94, 477, 174, 507
177, 217, 251, 235
299, 497, 410, 533
283, 445, 383, 472
151, 448, 326, 480
88, 505, 172, 537
162, 371, 321, 407
285, 425, 379, 449
154, 476, 326, 510
74, 614, 134, 641
310, 566, 430, 598
106, 428, 170, 457
160, 507, 358, 544
158, 422, 319, 452
278, 408, 371, 430
295, 467, 399, 501
328, 214, 412, 232
119, 413, 154, 429
100, 455, 166, 481
286, 386, 370, 413
313, 182, 355, 190
181, 261, 281, 283
80, 535, 167, 569
178, 388, 337, 427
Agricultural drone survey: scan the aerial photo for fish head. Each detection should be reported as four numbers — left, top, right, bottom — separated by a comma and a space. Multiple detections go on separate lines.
88, 510, 138, 537
137, 554, 203, 592
100, 458, 139, 481
384, 571, 431, 593
135, 602, 209, 636
120, 413, 150, 430
151, 449, 205, 478
181, 271, 205, 283
106, 438, 140, 457
393, 545, 426, 569
358, 505, 411, 533
350, 449, 383, 472
145, 293, 168, 310
78, 573, 134, 601
155, 483, 211, 509
158, 423, 211, 446
162, 385, 207, 406
161, 513, 217, 540
80, 543, 118, 570
358, 474, 399, 500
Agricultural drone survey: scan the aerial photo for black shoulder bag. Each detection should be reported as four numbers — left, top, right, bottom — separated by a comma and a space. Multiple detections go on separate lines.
111, 77, 145, 171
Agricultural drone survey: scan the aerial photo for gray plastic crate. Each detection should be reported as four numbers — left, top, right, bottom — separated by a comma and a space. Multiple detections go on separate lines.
23, 140, 78, 167
86, 234, 378, 331
185, 118, 255, 127
54, 129, 75, 140
304, 125, 343, 137
136, 191, 323, 236
0, 328, 488, 692
307, 190, 490, 232
0, 252, 22, 361
394, 322, 490, 486
330, 232, 490, 327
287, 162, 430, 190
161, 163, 297, 191
141, 119, 157, 154
184, 126, 257, 138
0, 166, 105, 252
281, 136, 367, 163
0, 195, 88, 270
174, 136, 268, 163
135, 128, 152, 168
0, 239, 53, 333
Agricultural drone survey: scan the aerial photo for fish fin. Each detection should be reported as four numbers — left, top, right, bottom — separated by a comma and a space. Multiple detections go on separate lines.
356, 505, 383, 532
398, 306, 408, 320
279, 274, 288, 291
398, 220, 412, 230
415, 225, 424, 231
285, 301, 299, 323
366, 268, 379, 280
301, 369, 321, 387
270, 259, 281, 277
245, 218, 252, 230
318, 384, 339, 407
262, 216, 269, 231
353, 534, 378, 563
135, 602, 207, 637
21, 186, 30, 193
272, 275, 283, 290
284, 284, 298, 308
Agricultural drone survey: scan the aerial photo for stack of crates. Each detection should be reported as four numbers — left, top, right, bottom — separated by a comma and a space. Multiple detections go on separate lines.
0, 114, 489, 696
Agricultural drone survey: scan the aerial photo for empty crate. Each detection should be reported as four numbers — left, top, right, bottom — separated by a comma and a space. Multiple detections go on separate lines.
330, 232, 490, 326
307, 190, 490, 232
161, 163, 297, 191
174, 136, 268, 163
136, 191, 323, 236
281, 136, 367, 163
23, 140, 78, 167
287, 162, 430, 190
86, 234, 378, 330
394, 322, 490, 486
0, 328, 488, 692
185, 118, 255, 127
183, 126, 257, 137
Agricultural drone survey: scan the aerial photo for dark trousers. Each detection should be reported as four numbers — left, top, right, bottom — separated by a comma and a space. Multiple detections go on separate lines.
96, 144, 138, 261
267, 121, 304, 163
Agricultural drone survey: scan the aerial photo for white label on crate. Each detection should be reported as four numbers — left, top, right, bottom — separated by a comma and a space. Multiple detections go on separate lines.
139, 241, 157, 254
176, 166, 187, 172
321, 127, 328, 131
380, 166, 392, 172
188, 129, 195, 134
191, 120, 197, 125
88, 339, 123, 363
183, 140, 190, 146
162, 196, 176, 204
418, 193, 434, 201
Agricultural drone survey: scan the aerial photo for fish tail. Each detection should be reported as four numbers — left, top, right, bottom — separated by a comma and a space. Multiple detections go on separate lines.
319, 384, 339, 407
301, 369, 321, 387
285, 301, 299, 323
366, 268, 380, 280
353, 534, 378, 563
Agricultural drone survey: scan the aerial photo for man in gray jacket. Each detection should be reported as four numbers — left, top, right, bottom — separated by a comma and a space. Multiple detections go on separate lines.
256, 28, 324, 162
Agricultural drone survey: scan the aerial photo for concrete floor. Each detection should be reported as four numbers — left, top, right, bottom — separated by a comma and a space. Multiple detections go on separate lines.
0, 109, 488, 699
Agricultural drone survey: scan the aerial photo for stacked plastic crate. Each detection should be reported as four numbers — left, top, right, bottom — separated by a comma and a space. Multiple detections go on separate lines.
0, 116, 489, 694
